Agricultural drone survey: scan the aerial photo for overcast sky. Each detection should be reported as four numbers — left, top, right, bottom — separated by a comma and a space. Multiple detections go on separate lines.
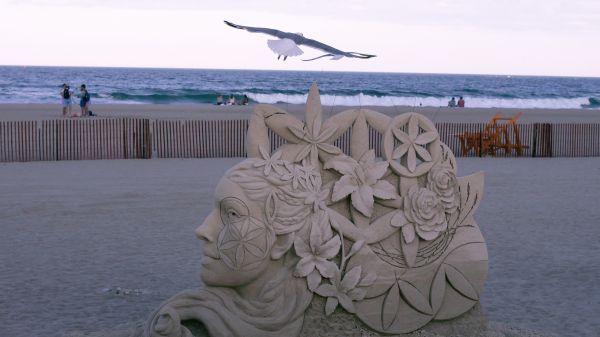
1, 0, 599, 76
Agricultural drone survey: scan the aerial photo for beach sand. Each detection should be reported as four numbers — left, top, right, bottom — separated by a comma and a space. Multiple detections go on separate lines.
0, 103, 599, 123
1, 157, 599, 337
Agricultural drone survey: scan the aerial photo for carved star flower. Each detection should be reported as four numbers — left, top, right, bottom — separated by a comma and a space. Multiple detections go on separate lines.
294, 217, 341, 291
315, 265, 376, 315
281, 163, 308, 190
298, 161, 321, 190
391, 114, 437, 173
301, 185, 331, 213
324, 150, 396, 217
217, 218, 269, 270
288, 119, 341, 165
253, 146, 286, 176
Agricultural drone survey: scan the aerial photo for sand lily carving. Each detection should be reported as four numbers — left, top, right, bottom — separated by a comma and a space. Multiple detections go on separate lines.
294, 215, 341, 291
325, 150, 396, 217
395, 185, 447, 243
391, 114, 437, 173
314, 265, 376, 315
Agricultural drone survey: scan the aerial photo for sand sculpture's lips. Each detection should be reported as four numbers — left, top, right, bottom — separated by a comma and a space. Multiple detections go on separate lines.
201, 246, 220, 261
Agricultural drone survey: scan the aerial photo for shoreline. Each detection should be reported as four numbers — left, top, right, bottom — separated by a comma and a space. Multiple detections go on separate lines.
0, 103, 599, 123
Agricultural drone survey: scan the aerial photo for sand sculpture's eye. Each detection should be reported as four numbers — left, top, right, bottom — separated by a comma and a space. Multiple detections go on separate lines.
220, 197, 249, 225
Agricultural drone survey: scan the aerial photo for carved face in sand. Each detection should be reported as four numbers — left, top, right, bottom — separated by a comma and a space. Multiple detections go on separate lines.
142, 85, 488, 337
195, 174, 276, 287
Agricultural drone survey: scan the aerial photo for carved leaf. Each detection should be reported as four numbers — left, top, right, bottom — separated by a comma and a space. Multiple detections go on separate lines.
430, 264, 446, 313
347, 240, 365, 258
315, 283, 337, 297
398, 279, 433, 315
453, 172, 484, 228
265, 190, 278, 225
407, 146, 417, 173
307, 269, 321, 291
318, 142, 342, 155
372, 180, 396, 200
271, 232, 294, 259
341, 266, 362, 291
331, 175, 359, 202
325, 297, 339, 316
351, 185, 374, 217
288, 125, 307, 141
401, 233, 419, 267
445, 263, 479, 301
351, 112, 369, 159
359, 271, 377, 287
381, 282, 401, 330
390, 211, 407, 228
324, 155, 357, 175
392, 143, 410, 160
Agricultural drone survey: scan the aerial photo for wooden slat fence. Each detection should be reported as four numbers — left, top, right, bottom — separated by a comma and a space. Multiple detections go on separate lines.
1, 119, 599, 162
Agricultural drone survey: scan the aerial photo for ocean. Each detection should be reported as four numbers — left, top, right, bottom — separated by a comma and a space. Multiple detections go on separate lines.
0, 66, 598, 109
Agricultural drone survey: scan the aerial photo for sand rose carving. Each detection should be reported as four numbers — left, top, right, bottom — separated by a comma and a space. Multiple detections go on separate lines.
402, 185, 448, 242
427, 164, 459, 214
140, 83, 488, 337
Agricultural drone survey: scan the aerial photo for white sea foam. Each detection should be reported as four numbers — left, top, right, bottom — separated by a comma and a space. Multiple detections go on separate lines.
246, 93, 598, 109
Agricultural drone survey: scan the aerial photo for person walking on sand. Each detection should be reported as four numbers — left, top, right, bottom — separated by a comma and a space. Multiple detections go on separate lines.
60, 84, 73, 117
79, 84, 91, 116
458, 96, 465, 108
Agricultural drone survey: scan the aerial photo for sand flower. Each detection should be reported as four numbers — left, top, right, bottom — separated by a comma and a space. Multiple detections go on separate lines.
325, 150, 396, 217
294, 218, 341, 290
401, 185, 447, 242
391, 114, 437, 173
314, 265, 376, 315
427, 165, 459, 214
281, 164, 308, 189
253, 146, 286, 176
288, 120, 341, 165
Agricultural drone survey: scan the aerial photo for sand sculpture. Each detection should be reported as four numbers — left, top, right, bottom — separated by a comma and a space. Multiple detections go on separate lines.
140, 84, 488, 337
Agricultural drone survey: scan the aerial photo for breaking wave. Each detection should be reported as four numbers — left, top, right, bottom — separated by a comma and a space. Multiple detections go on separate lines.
245, 93, 600, 109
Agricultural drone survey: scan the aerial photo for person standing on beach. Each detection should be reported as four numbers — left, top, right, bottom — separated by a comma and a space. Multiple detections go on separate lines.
79, 84, 91, 116
458, 96, 465, 107
60, 84, 73, 117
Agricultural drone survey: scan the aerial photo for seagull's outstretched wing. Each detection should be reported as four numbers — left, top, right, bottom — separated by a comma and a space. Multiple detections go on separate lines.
224, 20, 288, 39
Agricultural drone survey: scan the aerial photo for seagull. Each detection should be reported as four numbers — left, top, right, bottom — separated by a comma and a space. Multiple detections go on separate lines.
224, 20, 376, 61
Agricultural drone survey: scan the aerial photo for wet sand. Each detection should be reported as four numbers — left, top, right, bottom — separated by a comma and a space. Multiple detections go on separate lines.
1, 158, 599, 337
0, 103, 599, 123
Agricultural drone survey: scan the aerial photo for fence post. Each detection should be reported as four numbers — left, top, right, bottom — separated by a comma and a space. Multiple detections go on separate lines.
533, 123, 553, 157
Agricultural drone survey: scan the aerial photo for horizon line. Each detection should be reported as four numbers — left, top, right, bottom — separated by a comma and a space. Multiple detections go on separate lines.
1, 64, 599, 79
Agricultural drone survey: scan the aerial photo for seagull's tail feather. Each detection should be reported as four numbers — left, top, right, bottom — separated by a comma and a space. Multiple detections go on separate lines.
347, 52, 376, 59
301, 53, 335, 61
224, 20, 243, 29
